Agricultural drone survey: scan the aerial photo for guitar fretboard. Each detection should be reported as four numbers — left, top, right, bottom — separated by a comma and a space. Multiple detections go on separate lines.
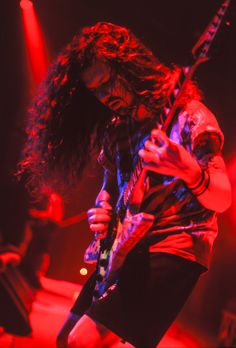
123, 66, 189, 206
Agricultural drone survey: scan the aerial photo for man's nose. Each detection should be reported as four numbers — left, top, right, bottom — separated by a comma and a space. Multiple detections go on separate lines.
99, 94, 117, 106
96, 88, 110, 103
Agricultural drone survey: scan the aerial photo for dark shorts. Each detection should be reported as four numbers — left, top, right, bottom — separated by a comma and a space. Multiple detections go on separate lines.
71, 249, 205, 348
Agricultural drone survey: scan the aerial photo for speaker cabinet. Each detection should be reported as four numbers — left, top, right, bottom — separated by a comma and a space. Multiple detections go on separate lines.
0, 265, 34, 336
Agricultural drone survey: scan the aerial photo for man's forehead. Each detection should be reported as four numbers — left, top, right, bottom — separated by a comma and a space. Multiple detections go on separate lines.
82, 59, 112, 88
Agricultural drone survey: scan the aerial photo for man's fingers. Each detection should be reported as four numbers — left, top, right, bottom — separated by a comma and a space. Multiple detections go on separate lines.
144, 140, 158, 152
87, 207, 112, 217
94, 231, 107, 240
90, 223, 109, 232
151, 129, 169, 147
139, 149, 159, 164
88, 213, 111, 224
98, 201, 112, 210
87, 206, 112, 239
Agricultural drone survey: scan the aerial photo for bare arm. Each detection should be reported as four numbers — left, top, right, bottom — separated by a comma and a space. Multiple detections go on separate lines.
30, 192, 64, 224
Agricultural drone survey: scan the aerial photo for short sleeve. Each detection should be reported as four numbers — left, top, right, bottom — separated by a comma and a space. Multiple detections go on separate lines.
183, 100, 224, 155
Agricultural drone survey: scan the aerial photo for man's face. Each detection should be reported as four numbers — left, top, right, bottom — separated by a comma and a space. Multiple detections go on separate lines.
82, 60, 137, 117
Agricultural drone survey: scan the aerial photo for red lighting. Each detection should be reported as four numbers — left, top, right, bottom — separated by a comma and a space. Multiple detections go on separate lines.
225, 21, 231, 27
20, 0, 49, 86
20, 0, 33, 10
227, 155, 236, 227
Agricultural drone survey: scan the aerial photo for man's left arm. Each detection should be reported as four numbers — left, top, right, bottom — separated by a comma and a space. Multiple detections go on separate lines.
30, 192, 64, 224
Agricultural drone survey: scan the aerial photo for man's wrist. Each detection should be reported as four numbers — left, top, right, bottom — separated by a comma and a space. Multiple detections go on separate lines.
186, 168, 210, 196
183, 165, 202, 188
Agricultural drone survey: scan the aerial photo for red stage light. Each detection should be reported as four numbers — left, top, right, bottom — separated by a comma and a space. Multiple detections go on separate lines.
20, 0, 33, 10
20, 0, 49, 86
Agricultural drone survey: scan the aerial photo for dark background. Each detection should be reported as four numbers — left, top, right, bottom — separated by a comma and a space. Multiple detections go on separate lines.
1, 0, 236, 338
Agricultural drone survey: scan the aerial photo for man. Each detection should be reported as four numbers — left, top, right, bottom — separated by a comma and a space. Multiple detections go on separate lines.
20, 22, 231, 347
20, 186, 63, 289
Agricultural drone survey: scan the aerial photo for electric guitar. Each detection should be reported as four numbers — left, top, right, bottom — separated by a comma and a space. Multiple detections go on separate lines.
84, 0, 232, 300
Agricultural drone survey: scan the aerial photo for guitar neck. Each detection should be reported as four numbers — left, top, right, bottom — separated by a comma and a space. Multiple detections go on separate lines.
122, 0, 231, 207
123, 66, 189, 206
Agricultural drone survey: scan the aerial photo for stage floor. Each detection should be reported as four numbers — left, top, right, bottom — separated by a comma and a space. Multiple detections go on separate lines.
0, 277, 216, 348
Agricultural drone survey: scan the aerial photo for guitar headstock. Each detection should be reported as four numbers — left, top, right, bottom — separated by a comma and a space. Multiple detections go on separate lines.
191, 0, 231, 61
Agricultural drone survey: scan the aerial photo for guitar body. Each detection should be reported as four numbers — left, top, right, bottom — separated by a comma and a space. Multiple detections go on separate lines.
0, 265, 33, 335
84, 209, 154, 297
107, 210, 154, 284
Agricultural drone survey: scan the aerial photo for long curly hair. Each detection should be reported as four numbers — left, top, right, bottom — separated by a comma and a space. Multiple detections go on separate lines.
19, 21, 202, 195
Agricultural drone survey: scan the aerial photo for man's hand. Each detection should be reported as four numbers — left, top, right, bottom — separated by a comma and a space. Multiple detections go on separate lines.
87, 200, 112, 240
138, 128, 202, 186
0, 252, 21, 272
